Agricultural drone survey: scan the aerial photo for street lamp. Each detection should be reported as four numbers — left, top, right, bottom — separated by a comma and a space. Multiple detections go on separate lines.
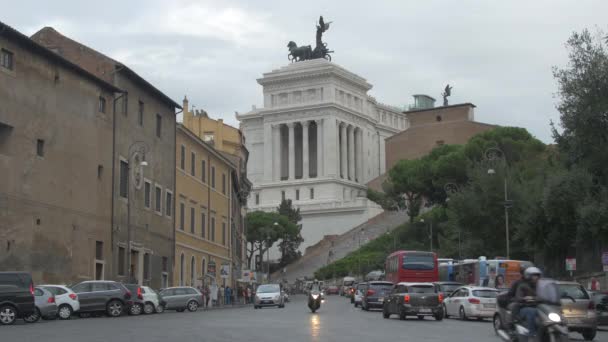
419, 218, 433, 252
126, 141, 150, 284
444, 182, 462, 260
267, 222, 278, 282
485, 147, 512, 259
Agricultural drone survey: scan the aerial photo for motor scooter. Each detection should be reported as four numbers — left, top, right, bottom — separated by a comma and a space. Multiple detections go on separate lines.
493, 279, 569, 342
308, 290, 322, 313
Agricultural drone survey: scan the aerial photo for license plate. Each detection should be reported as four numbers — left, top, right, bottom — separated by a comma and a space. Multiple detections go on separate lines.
378, 298, 384, 302
419, 308, 432, 313
483, 304, 496, 308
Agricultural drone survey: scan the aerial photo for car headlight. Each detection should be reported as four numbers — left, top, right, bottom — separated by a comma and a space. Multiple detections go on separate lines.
312, 294, 319, 299
548, 313, 561, 322
274, 294, 280, 300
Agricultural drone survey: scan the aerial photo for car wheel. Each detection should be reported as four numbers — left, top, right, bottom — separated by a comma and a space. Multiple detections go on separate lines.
382, 307, 390, 319
187, 300, 199, 312
434, 313, 443, 321
582, 329, 597, 341
443, 304, 449, 318
493, 314, 503, 336
0, 305, 17, 325
106, 300, 124, 317
129, 303, 143, 315
155, 304, 165, 314
57, 304, 73, 320
459, 306, 468, 321
143, 302, 155, 314
24, 308, 41, 323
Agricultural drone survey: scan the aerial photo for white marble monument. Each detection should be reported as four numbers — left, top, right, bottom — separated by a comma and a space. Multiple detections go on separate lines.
237, 59, 407, 260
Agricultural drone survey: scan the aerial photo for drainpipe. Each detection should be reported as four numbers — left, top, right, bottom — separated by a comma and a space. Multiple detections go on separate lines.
172, 109, 183, 286
111, 91, 127, 280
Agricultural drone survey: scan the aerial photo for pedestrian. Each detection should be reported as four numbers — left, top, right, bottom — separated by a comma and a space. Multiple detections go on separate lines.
248, 285, 253, 304
589, 277, 601, 291
204, 285, 210, 308
210, 283, 218, 307
225, 286, 232, 305
219, 285, 224, 306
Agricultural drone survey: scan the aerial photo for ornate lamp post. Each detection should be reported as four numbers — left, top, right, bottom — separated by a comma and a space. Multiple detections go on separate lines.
485, 147, 512, 259
444, 182, 461, 260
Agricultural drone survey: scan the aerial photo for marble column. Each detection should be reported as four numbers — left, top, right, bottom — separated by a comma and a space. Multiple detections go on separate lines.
348, 125, 355, 181
316, 119, 323, 177
272, 124, 281, 181
288, 122, 295, 180
356, 129, 363, 183
340, 122, 347, 179
302, 121, 309, 179
263, 123, 272, 181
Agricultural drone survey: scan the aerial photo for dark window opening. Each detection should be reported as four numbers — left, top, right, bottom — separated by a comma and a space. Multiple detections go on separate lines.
310, 188, 314, 199
95, 241, 103, 259
436, 115, 442, 122
155, 186, 161, 212
191, 152, 196, 176
255, 193, 259, 205
156, 114, 162, 138
211, 217, 216, 241
211, 166, 216, 188
166, 192, 172, 217
98, 97, 106, 113
180, 145, 185, 170
201, 160, 206, 182
222, 174, 226, 194
36, 139, 44, 157
295, 189, 300, 200
118, 247, 125, 275
281, 191, 285, 201
190, 207, 195, 233
143, 253, 150, 280
144, 182, 151, 208
222, 222, 226, 245
1, 49, 14, 70
119, 160, 128, 198
138, 101, 144, 126
179, 203, 185, 230
97, 165, 103, 179
201, 212, 206, 238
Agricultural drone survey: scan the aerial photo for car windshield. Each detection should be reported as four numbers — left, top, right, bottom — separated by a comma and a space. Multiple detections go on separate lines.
343, 280, 354, 286
408, 285, 436, 294
402, 253, 435, 270
370, 284, 392, 295
257, 285, 280, 293
558, 284, 589, 300
440, 284, 461, 293
473, 290, 498, 298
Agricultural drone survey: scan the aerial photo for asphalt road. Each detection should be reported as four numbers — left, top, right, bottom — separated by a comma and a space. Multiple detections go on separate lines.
3, 295, 606, 342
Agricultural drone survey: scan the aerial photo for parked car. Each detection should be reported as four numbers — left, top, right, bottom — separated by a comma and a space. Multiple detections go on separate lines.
253, 284, 284, 309
433, 282, 463, 297
590, 291, 608, 326
159, 287, 203, 312
71, 280, 132, 317
0, 271, 35, 325
123, 284, 146, 315
326, 286, 339, 295
23, 287, 57, 323
141, 286, 163, 314
361, 281, 393, 311
442, 286, 498, 320
40, 284, 80, 320
556, 281, 597, 341
382, 282, 443, 321
353, 282, 367, 307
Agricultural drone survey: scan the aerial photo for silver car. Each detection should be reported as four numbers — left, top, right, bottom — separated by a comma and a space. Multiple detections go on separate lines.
556, 281, 597, 341
159, 287, 203, 312
254, 284, 284, 309
23, 287, 57, 323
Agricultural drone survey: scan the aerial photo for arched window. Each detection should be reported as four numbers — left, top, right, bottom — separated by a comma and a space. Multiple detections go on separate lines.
180, 253, 185, 286
190, 256, 196, 287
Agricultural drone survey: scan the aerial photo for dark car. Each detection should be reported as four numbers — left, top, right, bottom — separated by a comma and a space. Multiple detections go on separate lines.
383, 282, 444, 321
326, 286, 339, 295
71, 281, 132, 317
123, 284, 145, 315
591, 292, 608, 326
0, 272, 36, 325
361, 281, 393, 311
434, 282, 463, 297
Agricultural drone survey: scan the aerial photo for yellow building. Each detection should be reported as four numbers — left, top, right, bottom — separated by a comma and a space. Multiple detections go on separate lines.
175, 124, 236, 288
181, 97, 251, 282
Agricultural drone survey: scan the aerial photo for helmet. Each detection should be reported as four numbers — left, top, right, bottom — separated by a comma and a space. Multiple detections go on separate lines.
524, 267, 542, 280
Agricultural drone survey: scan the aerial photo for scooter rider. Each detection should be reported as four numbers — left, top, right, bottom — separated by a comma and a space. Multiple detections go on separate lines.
515, 267, 543, 338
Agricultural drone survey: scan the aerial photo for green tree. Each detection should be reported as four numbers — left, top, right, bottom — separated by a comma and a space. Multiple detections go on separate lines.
276, 199, 304, 266
245, 211, 290, 269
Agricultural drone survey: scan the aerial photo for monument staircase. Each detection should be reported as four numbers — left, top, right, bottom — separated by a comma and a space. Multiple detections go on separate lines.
272, 210, 409, 283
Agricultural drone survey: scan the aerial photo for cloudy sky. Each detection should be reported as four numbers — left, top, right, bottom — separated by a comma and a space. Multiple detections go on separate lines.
5, 0, 607, 142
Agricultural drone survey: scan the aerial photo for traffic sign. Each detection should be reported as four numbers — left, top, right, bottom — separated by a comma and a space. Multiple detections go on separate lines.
602, 251, 608, 265
565, 258, 576, 271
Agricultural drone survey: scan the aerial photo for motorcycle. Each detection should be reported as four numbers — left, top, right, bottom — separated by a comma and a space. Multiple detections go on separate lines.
308, 290, 323, 313
493, 279, 569, 342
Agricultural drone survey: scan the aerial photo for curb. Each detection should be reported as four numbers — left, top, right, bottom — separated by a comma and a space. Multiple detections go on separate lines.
203, 304, 251, 311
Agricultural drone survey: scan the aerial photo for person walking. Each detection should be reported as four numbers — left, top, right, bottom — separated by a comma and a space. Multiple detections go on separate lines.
219, 285, 225, 306
204, 285, 210, 309
247, 285, 253, 304
225, 286, 232, 305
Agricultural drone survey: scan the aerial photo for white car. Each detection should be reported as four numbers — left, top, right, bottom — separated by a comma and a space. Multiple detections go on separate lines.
141, 286, 163, 314
353, 283, 366, 308
39, 284, 80, 320
443, 286, 498, 320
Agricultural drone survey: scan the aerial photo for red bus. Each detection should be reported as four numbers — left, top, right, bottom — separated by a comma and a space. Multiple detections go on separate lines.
385, 250, 439, 283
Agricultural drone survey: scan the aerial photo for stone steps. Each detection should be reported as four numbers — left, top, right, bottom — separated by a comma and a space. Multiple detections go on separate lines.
273, 210, 409, 282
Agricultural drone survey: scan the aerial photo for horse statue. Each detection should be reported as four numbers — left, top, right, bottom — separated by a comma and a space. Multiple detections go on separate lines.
287, 41, 312, 62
